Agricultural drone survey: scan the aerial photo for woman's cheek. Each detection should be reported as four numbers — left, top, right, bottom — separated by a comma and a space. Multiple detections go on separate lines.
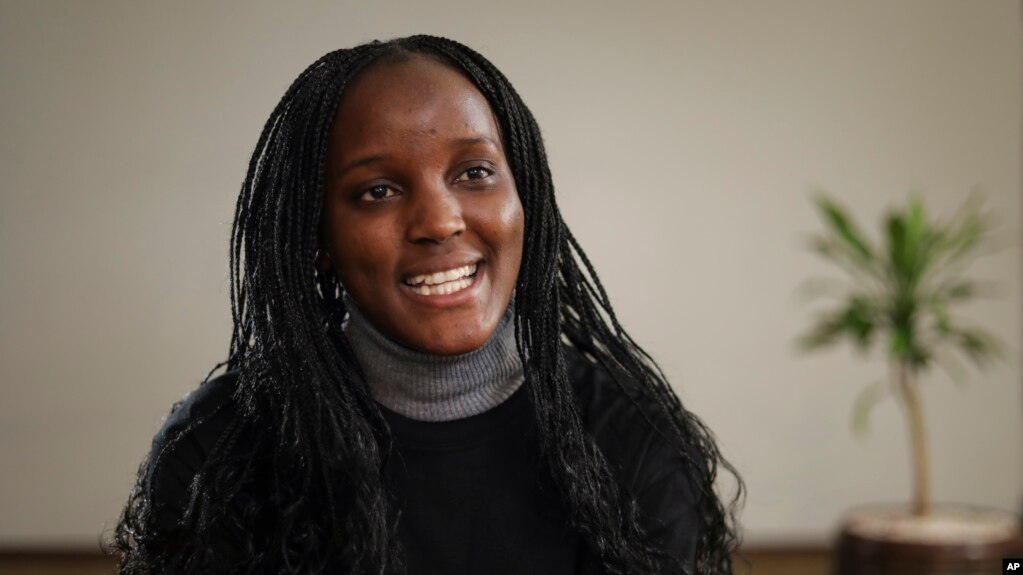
499, 195, 525, 253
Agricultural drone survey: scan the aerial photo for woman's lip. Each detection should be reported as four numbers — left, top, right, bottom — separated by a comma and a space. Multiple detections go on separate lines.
400, 262, 486, 308
400, 253, 482, 281
403, 262, 478, 286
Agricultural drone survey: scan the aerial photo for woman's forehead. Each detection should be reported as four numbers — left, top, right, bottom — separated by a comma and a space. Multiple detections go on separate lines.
329, 56, 504, 161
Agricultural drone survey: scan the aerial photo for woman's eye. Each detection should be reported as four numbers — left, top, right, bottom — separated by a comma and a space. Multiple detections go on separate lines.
454, 166, 494, 183
360, 185, 398, 202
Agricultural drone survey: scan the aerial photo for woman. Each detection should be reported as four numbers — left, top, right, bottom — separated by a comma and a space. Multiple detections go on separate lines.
113, 35, 743, 574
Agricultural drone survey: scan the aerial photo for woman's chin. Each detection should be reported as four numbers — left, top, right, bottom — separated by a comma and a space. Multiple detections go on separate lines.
385, 272, 512, 356
399, 318, 499, 356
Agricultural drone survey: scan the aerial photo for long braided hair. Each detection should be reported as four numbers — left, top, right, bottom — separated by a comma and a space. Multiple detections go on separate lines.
113, 35, 743, 574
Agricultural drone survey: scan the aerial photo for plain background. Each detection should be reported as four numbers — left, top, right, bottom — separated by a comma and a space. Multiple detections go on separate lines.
1, 0, 1020, 548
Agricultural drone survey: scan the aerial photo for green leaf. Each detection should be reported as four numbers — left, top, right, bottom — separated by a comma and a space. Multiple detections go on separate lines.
798, 296, 881, 353
886, 212, 909, 284
807, 235, 882, 286
952, 327, 1003, 366
798, 312, 847, 351
934, 351, 968, 387
942, 281, 975, 301
812, 194, 875, 262
930, 300, 952, 335
933, 193, 988, 268
846, 297, 879, 350
851, 379, 890, 437
904, 198, 928, 278
905, 343, 932, 372
905, 198, 926, 247
891, 326, 910, 357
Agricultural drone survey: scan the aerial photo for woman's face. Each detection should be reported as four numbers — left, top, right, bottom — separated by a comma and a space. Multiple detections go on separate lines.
321, 55, 524, 356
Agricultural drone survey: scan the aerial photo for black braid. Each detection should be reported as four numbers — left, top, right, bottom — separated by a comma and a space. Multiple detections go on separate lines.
111, 35, 743, 574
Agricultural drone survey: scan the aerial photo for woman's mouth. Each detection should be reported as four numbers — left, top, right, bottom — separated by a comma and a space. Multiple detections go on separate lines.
402, 263, 479, 296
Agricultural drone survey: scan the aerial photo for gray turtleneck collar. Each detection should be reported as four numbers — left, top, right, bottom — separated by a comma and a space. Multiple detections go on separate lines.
343, 299, 525, 422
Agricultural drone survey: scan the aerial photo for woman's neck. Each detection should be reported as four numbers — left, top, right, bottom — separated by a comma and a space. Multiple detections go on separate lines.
343, 299, 524, 422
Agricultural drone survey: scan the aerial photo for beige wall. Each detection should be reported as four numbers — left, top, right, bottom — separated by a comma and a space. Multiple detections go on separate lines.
1, 0, 1019, 546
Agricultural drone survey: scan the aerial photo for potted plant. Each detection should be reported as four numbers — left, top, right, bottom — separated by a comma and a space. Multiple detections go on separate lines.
797, 192, 1021, 574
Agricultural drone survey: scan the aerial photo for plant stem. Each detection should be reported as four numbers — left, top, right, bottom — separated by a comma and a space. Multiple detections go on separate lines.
894, 361, 931, 516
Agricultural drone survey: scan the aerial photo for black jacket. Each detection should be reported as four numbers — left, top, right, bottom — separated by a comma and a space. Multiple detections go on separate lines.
145, 347, 701, 573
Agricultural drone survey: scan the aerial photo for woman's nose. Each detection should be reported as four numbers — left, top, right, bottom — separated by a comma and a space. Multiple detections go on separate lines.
405, 183, 466, 244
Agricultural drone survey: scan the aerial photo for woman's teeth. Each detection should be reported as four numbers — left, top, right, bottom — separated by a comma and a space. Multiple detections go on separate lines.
409, 276, 474, 296
405, 264, 477, 296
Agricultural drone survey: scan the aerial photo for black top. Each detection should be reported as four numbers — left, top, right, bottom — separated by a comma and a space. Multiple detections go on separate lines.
146, 348, 701, 573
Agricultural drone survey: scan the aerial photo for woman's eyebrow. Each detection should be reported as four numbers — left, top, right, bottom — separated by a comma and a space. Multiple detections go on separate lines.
449, 136, 500, 149
335, 137, 499, 178
335, 154, 389, 178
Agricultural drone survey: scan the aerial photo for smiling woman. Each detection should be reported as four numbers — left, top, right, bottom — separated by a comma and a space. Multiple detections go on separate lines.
111, 35, 742, 575
320, 55, 524, 355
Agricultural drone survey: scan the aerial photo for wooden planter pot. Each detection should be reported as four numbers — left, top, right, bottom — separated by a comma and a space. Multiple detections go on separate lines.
835, 504, 1023, 575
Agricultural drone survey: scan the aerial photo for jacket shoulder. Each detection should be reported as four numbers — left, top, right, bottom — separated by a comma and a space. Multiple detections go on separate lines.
145, 370, 241, 530
565, 345, 683, 488
565, 346, 702, 567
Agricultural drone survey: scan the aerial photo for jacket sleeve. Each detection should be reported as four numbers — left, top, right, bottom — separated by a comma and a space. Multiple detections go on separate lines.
633, 459, 701, 572
144, 373, 240, 535
565, 347, 703, 573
